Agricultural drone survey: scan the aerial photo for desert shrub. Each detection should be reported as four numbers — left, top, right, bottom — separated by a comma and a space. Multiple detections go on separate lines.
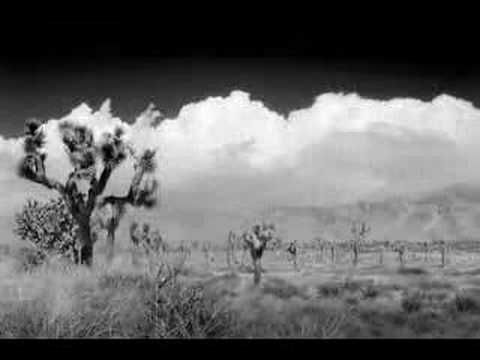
401, 291, 424, 313
317, 283, 343, 297
14, 198, 78, 266
398, 267, 428, 276
361, 284, 380, 299
261, 278, 308, 300
12, 247, 47, 272
145, 279, 238, 338
452, 292, 480, 313
0, 267, 240, 338
233, 304, 351, 338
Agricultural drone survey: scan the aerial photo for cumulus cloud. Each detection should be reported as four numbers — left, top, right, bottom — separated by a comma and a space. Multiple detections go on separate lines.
2, 90, 480, 221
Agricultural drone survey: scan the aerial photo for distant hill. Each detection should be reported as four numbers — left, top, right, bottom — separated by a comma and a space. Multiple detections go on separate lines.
5, 183, 480, 248
261, 183, 480, 244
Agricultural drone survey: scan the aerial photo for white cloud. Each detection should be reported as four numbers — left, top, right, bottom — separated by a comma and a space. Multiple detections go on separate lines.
2, 90, 480, 216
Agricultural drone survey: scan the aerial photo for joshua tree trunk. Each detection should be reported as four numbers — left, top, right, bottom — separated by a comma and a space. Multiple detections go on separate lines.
378, 247, 384, 265
398, 250, 405, 268
105, 226, 115, 264
77, 222, 93, 266
253, 257, 262, 285
319, 246, 324, 263
440, 246, 447, 267
72, 245, 80, 264
226, 245, 231, 269
330, 245, 336, 264
240, 248, 247, 268
423, 243, 429, 262
226, 231, 237, 270
353, 244, 359, 266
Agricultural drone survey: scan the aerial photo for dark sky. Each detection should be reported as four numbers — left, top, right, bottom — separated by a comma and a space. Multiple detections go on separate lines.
1, 13, 479, 137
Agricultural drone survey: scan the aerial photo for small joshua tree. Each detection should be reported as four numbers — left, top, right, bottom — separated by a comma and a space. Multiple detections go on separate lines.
201, 240, 215, 270
392, 241, 407, 267
14, 197, 79, 264
226, 230, 237, 270
129, 221, 171, 272
242, 222, 276, 285
97, 148, 158, 263
130, 221, 142, 265
350, 221, 370, 267
437, 239, 448, 268
422, 240, 430, 262
17, 114, 159, 266
130, 221, 167, 255
314, 237, 327, 263
378, 240, 390, 265
286, 240, 299, 271
327, 240, 336, 264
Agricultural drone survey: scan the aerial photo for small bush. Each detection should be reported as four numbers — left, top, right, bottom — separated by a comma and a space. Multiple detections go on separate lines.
14, 198, 78, 267
262, 278, 307, 300
401, 291, 423, 313
13, 247, 46, 272
361, 284, 379, 299
145, 280, 238, 338
398, 267, 428, 276
317, 283, 343, 297
453, 293, 480, 313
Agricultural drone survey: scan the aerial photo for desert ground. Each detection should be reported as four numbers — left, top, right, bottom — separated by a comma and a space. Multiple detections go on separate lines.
2, 236, 480, 338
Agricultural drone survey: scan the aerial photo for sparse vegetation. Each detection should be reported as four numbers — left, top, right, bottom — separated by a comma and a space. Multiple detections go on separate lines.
5, 182, 480, 338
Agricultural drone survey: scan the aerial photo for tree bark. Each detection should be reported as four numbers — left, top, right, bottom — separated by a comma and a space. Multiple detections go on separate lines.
353, 246, 359, 266
253, 257, 261, 285
77, 221, 94, 266
80, 243, 94, 266
105, 227, 115, 264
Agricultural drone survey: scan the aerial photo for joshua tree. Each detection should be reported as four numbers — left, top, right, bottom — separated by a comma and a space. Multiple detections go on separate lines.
226, 230, 238, 270
350, 221, 371, 267
96, 148, 158, 263
378, 240, 390, 265
314, 237, 327, 263
437, 239, 448, 268
242, 222, 276, 285
201, 240, 214, 270
422, 240, 431, 262
392, 241, 407, 267
17, 116, 159, 266
130, 221, 142, 265
129, 221, 170, 271
286, 240, 299, 271
226, 229, 253, 269
131, 222, 166, 255
327, 240, 336, 264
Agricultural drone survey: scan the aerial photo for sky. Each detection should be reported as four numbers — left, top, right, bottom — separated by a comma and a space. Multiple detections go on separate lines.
2, 18, 480, 244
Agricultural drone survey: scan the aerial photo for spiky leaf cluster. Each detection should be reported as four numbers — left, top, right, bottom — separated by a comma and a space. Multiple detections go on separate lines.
23, 118, 46, 153
98, 126, 128, 168
130, 221, 167, 254
14, 198, 78, 261
132, 177, 159, 208
136, 149, 157, 173
17, 119, 47, 181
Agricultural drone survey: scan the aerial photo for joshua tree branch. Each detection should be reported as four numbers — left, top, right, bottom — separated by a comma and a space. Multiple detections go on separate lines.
94, 163, 114, 196
20, 154, 65, 194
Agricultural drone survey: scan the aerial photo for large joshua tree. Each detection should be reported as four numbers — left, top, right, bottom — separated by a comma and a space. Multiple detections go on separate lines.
17, 117, 159, 266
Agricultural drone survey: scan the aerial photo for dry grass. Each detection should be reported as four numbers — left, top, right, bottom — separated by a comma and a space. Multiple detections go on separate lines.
2, 244, 480, 338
